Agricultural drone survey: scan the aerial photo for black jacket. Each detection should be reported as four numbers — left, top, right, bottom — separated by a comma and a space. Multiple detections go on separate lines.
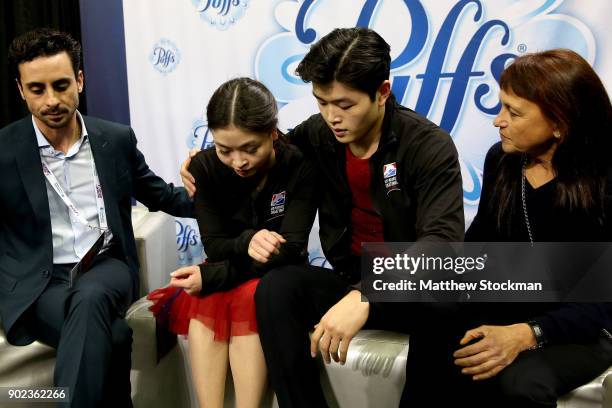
289, 96, 465, 277
0, 116, 194, 345
466, 142, 612, 344
189, 142, 318, 295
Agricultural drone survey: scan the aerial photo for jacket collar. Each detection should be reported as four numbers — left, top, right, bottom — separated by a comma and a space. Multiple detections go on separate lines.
15, 117, 49, 227
377, 94, 399, 151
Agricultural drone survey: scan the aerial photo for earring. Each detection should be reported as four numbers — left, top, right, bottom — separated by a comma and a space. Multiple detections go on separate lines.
553, 131, 561, 139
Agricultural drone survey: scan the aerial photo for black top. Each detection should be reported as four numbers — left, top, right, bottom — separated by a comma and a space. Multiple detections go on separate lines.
289, 95, 465, 277
466, 142, 607, 242
188, 142, 318, 296
466, 142, 612, 344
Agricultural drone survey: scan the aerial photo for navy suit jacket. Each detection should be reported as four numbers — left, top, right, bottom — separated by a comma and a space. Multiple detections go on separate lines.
0, 115, 193, 345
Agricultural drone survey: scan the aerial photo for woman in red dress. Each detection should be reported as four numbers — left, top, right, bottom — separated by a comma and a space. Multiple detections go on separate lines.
148, 78, 318, 408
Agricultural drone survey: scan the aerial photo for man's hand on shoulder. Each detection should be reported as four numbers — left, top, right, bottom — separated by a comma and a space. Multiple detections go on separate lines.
180, 148, 199, 198
310, 290, 369, 365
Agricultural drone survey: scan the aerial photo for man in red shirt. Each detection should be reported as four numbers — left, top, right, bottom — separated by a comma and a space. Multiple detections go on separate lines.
182, 28, 464, 407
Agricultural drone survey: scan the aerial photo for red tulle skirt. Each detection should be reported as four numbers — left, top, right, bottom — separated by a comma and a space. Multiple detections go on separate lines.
147, 278, 260, 342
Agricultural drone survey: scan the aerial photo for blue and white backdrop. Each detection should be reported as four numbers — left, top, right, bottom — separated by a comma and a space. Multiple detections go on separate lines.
118, 0, 611, 267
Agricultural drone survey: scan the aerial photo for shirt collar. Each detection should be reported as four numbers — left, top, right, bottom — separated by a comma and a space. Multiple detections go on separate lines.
34, 110, 89, 149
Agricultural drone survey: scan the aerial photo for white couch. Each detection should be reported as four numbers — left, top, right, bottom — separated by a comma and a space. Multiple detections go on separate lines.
128, 301, 612, 408
1, 208, 611, 407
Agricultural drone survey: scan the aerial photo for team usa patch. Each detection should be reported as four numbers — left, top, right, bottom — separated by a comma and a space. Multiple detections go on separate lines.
270, 191, 286, 215
383, 162, 400, 192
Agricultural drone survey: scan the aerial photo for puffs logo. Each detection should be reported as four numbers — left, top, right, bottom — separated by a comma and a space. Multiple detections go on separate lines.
150, 38, 181, 74
255, 0, 595, 206
189, 119, 215, 150
192, 0, 250, 30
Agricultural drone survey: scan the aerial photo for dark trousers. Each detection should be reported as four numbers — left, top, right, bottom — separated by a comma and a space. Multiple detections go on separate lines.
254, 264, 463, 408
255, 265, 347, 407
24, 255, 134, 408
461, 337, 612, 408
255, 264, 612, 408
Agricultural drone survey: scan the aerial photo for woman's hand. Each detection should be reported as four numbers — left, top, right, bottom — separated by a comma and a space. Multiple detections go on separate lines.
169, 265, 202, 295
180, 148, 199, 198
248, 229, 286, 263
453, 323, 536, 380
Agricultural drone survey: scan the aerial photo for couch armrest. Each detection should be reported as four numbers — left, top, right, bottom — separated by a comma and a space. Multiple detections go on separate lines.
127, 297, 192, 408
320, 330, 409, 407
604, 371, 612, 408
132, 207, 178, 296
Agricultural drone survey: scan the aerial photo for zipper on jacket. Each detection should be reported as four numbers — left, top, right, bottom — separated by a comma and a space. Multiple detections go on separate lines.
368, 149, 387, 217
331, 143, 351, 195
326, 226, 348, 252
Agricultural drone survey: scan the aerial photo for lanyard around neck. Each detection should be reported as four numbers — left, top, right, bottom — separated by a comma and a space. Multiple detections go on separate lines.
40, 142, 108, 233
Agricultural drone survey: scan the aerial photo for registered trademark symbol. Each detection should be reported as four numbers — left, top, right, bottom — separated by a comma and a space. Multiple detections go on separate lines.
517, 43, 527, 53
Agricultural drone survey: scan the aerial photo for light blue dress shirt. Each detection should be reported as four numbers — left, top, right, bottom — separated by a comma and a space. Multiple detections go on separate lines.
34, 112, 108, 264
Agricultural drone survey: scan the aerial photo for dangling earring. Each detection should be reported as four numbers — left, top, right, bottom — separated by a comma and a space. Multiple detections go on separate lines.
553, 131, 561, 139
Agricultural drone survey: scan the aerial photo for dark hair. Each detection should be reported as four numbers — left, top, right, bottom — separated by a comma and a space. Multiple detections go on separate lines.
492, 49, 612, 230
295, 27, 391, 100
8, 28, 82, 80
207, 77, 278, 135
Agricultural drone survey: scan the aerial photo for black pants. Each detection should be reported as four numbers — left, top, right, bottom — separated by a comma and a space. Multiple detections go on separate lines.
24, 255, 134, 408
254, 264, 463, 408
460, 337, 612, 408
255, 264, 612, 407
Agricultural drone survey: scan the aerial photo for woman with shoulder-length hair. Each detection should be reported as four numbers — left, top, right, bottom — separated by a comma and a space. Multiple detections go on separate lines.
459, 49, 612, 406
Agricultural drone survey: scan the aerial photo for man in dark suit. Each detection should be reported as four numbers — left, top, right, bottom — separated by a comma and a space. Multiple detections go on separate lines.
0, 28, 193, 407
